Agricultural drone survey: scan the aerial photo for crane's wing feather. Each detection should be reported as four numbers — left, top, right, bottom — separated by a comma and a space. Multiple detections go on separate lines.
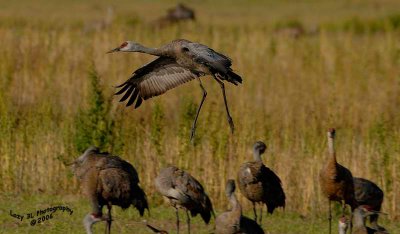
238, 161, 264, 184
260, 165, 286, 212
115, 57, 199, 108
186, 43, 232, 73
185, 43, 242, 85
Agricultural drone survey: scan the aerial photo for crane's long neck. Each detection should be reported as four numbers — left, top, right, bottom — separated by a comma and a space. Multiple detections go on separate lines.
353, 210, 366, 228
338, 224, 347, 234
229, 193, 240, 209
253, 149, 262, 162
328, 137, 337, 164
228, 193, 242, 219
135, 44, 165, 56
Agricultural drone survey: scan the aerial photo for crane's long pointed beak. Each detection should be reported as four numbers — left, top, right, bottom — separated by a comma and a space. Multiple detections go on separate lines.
107, 47, 120, 54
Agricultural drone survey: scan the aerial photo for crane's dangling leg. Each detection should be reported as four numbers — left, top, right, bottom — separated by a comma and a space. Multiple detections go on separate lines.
175, 207, 180, 234
212, 75, 234, 134
186, 210, 191, 234
190, 78, 207, 141
259, 205, 263, 224
105, 204, 112, 234
252, 202, 258, 222
328, 200, 332, 234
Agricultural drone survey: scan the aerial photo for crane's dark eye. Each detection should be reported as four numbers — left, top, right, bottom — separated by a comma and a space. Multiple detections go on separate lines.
182, 47, 189, 52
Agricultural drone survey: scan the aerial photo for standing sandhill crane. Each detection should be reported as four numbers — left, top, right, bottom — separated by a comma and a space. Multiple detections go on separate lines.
338, 216, 349, 234
354, 177, 387, 232
319, 128, 357, 234
155, 166, 214, 234
237, 141, 286, 224
72, 146, 149, 234
107, 39, 242, 140
215, 179, 264, 234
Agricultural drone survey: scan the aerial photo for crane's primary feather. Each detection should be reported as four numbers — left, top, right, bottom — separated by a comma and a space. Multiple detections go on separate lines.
115, 57, 198, 108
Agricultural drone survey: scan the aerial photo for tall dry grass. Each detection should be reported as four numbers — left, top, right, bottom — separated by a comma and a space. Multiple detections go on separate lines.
0, 1, 399, 221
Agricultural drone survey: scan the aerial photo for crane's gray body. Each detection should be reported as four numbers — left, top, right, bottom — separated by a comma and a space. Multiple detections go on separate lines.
237, 141, 286, 221
155, 166, 214, 224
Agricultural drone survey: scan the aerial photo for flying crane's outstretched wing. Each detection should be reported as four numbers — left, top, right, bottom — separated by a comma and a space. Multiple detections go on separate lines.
115, 57, 199, 108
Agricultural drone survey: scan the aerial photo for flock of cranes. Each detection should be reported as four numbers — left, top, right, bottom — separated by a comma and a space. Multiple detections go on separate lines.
73, 141, 284, 234
68, 38, 389, 234
73, 136, 388, 234
72, 135, 388, 234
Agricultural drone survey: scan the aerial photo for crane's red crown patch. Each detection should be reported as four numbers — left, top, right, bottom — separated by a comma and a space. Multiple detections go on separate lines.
120, 42, 128, 48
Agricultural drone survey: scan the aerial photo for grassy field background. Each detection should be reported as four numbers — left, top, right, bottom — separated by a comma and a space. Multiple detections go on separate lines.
0, 0, 400, 233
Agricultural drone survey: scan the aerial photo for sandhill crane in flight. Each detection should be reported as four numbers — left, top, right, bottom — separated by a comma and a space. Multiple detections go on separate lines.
155, 166, 214, 234
72, 146, 148, 234
107, 39, 242, 140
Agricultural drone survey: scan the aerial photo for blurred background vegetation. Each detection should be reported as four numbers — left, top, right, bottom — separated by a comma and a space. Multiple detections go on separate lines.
0, 0, 399, 233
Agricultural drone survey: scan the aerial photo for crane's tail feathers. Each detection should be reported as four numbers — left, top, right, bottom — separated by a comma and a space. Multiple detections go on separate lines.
227, 71, 242, 85
200, 210, 212, 224
132, 185, 149, 216
115, 80, 144, 109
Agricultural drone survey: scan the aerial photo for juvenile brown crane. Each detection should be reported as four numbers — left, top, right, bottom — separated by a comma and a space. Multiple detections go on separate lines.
72, 146, 148, 234
354, 177, 387, 232
215, 179, 264, 234
237, 141, 286, 224
155, 166, 214, 234
319, 128, 357, 234
107, 39, 242, 140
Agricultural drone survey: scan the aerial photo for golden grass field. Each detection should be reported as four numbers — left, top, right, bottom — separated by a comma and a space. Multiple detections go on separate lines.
0, 0, 400, 233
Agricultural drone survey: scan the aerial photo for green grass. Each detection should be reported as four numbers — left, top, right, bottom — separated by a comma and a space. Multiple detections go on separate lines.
1, 194, 398, 234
